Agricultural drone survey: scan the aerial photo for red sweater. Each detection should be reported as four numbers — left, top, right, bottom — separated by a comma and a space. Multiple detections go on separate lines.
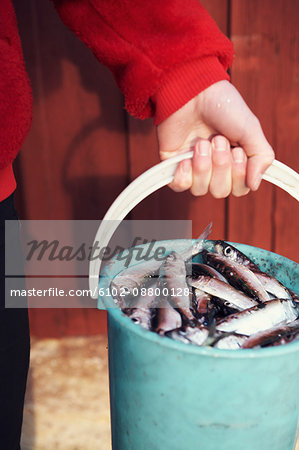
0, 0, 234, 201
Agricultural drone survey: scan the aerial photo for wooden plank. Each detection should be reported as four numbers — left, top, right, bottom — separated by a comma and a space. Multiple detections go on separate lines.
128, 0, 230, 241
228, 0, 276, 249
13, 0, 128, 336
271, 0, 299, 262
229, 0, 298, 260
200, 0, 229, 34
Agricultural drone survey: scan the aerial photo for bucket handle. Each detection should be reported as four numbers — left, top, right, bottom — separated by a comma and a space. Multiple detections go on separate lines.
89, 153, 299, 298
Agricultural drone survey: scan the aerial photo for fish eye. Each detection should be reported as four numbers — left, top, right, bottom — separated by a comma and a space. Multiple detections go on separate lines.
224, 247, 232, 256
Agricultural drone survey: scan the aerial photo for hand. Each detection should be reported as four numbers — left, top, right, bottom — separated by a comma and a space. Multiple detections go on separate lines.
156, 80, 274, 198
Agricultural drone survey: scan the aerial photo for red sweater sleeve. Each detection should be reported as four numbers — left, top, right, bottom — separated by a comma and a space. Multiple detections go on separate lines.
53, 0, 234, 124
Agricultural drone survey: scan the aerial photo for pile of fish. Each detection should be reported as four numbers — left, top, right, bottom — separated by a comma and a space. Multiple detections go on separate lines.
111, 224, 299, 350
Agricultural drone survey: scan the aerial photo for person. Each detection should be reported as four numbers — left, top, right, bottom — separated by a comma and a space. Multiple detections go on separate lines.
0, 0, 274, 447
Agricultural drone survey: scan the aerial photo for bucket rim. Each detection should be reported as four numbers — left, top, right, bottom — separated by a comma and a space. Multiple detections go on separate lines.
100, 239, 299, 359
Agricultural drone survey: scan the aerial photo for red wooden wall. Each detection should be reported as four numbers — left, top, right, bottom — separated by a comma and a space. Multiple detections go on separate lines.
13, 0, 298, 337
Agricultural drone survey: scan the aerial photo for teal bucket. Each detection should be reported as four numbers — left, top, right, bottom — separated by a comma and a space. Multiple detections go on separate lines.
98, 241, 299, 450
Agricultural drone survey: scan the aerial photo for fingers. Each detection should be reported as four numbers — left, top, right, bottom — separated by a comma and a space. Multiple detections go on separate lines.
231, 147, 250, 197
209, 136, 231, 198
168, 159, 192, 192
169, 139, 213, 194
169, 136, 247, 198
238, 116, 275, 191
190, 140, 212, 196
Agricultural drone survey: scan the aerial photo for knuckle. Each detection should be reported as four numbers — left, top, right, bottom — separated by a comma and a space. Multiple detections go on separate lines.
249, 114, 261, 130
213, 159, 230, 168
266, 147, 275, 161
194, 163, 211, 174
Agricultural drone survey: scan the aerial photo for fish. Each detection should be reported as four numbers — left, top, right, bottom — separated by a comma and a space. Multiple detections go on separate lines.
216, 299, 299, 336
253, 272, 292, 300
286, 288, 299, 303
110, 258, 160, 307
210, 296, 240, 318
122, 281, 158, 329
214, 241, 261, 272
241, 320, 299, 348
119, 234, 299, 350
202, 251, 270, 302
191, 263, 228, 283
213, 333, 247, 349
111, 223, 212, 301
180, 222, 212, 260
123, 307, 154, 330
214, 241, 292, 300
160, 252, 195, 323
191, 276, 257, 311
272, 331, 299, 346
193, 288, 212, 315
154, 297, 182, 335
165, 325, 209, 346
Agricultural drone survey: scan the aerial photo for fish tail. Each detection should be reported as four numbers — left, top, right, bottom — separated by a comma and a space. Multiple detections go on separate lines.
192, 222, 213, 256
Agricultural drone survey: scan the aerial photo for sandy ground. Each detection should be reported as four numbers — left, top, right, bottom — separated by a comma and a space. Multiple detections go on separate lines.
21, 335, 111, 450
20, 335, 299, 450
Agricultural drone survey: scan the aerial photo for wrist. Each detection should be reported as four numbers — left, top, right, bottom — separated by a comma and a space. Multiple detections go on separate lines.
152, 56, 230, 125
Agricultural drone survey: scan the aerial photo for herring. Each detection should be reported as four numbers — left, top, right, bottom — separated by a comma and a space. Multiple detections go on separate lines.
216, 299, 299, 336
191, 276, 257, 311
202, 251, 270, 302
241, 320, 299, 348
111, 222, 212, 301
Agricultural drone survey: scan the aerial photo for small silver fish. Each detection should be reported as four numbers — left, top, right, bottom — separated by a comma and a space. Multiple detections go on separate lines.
214, 333, 247, 349
214, 241, 261, 272
154, 297, 182, 335
111, 259, 159, 305
122, 282, 158, 329
111, 223, 212, 299
192, 276, 257, 311
241, 320, 299, 348
217, 299, 299, 336
214, 241, 292, 300
191, 263, 228, 283
193, 288, 212, 315
123, 307, 154, 330
253, 272, 291, 300
203, 251, 270, 302
160, 252, 194, 322
166, 325, 209, 346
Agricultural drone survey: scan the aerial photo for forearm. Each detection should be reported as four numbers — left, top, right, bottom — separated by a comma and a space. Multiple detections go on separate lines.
52, 0, 234, 122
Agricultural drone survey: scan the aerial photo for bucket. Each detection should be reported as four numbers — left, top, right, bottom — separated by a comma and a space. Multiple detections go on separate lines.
98, 240, 299, 450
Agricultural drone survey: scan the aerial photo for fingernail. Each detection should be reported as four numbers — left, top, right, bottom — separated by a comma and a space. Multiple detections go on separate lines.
253, 173, 262, 190
232, 147, 244, 163
197, 140, 211, 156
213, 136, 227, 152
181, 159, 191, 174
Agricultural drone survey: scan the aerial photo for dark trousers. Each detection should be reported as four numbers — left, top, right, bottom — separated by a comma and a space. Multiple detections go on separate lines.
0, 194, 30, 450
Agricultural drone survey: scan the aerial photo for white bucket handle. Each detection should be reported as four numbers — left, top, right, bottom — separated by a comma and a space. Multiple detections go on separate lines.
89, 154, 299, 298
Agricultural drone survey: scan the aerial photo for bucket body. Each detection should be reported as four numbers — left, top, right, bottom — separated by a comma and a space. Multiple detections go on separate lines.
99, 241, 299, 450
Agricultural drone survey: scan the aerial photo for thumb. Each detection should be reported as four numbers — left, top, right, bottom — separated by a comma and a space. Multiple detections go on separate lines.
238, 116, 275, 190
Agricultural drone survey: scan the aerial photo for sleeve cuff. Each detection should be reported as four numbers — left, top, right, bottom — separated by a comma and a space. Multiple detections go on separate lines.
152, 56, 231, 125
